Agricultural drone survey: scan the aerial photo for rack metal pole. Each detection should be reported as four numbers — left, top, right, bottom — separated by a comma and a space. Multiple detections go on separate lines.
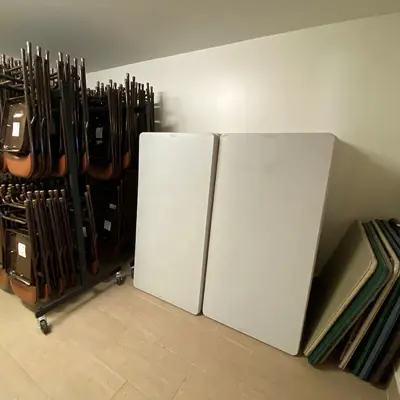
61, 82, 89, 284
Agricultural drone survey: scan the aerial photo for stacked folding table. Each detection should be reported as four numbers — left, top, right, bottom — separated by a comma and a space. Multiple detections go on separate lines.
133, 130, 400, 385
134, 131, 335, 355
304, 219, 400, 384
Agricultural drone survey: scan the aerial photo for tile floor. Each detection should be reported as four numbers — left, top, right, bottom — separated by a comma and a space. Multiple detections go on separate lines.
0, 279, 387, 400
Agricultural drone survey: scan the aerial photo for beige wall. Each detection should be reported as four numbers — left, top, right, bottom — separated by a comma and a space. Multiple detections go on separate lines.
88, 13, 400, 271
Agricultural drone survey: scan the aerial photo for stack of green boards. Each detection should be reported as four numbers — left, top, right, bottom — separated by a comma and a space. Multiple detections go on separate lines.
304, 220, 400, 383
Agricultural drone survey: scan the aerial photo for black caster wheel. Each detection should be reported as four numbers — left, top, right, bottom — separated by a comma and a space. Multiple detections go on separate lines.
39, 319, 51, 335
116, 272, 124, 286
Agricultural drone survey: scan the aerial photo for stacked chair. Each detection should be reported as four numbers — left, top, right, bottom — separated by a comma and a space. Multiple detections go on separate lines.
85, 78, 154, 259
0, 183, 77, 304
305, 219, 400, 386
0, 42, 155, 334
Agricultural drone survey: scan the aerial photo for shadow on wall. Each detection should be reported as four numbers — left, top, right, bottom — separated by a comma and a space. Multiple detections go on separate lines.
316, 139, 400, 274
148, 97, 400, 276
155, 92, 179, 132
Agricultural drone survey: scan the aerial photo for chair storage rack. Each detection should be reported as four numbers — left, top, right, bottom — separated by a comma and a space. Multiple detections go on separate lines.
0, 42, 155, 334
34, 83, 122, 331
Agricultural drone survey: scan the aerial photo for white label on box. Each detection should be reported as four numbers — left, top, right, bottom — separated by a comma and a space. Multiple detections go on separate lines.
83, 227, 87, 237
18, 242, 26, 258
96, 127, 103, 139
12, 122, 20, 137
104, 220, 111, 231
109, 204, 116, 210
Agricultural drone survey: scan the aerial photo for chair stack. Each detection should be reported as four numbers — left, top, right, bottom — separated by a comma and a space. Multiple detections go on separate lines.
85, 78, 155, 255
305, 219, 400, 385
0, 183, 78, 304
0, 41, 155, 329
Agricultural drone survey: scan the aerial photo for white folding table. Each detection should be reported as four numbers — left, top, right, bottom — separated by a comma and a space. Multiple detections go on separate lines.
134, 132, 218, 314
203, 132, 335, 354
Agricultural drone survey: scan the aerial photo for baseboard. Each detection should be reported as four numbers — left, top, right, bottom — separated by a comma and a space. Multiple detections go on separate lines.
387, 373, 400, 400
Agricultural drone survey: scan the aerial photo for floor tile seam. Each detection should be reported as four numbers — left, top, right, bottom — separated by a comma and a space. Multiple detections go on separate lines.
171, 364, 195, 400
3, 346, 52, 399
110, 380, 152, 400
